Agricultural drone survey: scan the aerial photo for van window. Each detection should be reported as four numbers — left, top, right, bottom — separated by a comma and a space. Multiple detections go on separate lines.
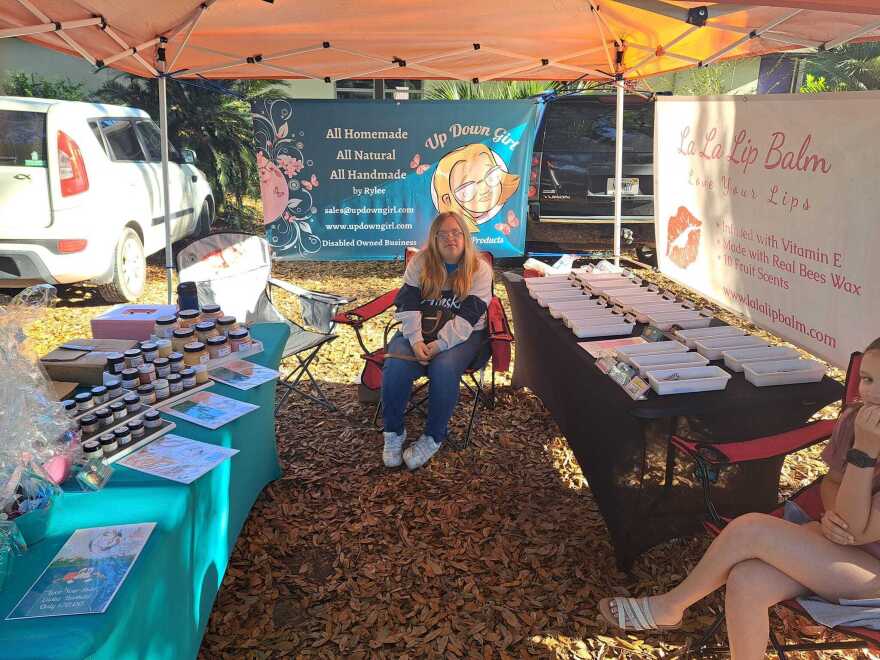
89, 121, 109, 156
98, 118, 145, 161
0, 110, 47, 167
134, 120, 179, 162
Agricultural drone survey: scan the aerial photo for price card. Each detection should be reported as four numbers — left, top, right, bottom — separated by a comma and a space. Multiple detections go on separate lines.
624, 376, 651, 400
596, 355, 618, 374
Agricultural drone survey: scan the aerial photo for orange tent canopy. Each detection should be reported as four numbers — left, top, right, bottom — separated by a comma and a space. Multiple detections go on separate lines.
2, 1, 879, 83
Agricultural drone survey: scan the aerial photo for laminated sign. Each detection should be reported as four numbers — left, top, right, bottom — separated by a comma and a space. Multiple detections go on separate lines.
251, 99, 539, 260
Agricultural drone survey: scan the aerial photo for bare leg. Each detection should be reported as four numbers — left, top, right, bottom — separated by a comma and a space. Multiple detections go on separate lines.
724, 559, 807, 660
641, 513, 880, 626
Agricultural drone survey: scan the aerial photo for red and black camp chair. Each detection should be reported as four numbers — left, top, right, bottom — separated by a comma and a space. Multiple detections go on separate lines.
333, 248, 513, 448
672, 352, 876, 657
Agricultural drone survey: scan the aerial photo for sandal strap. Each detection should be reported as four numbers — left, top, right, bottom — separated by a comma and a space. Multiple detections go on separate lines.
616, 597, 656, 631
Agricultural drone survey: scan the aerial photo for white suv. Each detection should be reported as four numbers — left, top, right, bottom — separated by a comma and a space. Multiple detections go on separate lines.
0, 97, 214, 302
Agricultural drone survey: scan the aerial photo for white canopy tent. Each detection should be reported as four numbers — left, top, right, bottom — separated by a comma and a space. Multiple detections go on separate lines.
3, 0, 880, 300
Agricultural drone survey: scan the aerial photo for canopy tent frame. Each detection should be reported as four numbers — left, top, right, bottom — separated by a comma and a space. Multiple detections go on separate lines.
4, 1, 880, 297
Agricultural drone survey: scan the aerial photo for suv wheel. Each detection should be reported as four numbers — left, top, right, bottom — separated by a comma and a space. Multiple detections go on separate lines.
97, 228, 146, 303
196, 198, 213, 237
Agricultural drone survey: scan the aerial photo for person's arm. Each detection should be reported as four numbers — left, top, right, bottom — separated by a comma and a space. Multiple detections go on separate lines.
433, 262, 492, 352
834, 405, 880, 544
393, 256, 424, 349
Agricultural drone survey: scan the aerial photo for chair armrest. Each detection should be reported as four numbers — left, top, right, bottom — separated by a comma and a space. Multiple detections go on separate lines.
671, 418, 837, 465
268, 277, 355, 306
332, 289, 399, 329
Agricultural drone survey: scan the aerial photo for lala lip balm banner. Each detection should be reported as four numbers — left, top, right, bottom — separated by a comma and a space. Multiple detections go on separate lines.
251, 99, 539, 261
654, 92, 880, 367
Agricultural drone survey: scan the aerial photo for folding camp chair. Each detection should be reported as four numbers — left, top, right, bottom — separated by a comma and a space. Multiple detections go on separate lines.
176, 231, 354, 411
332, 248, 513, 448
670, 352, 870, 658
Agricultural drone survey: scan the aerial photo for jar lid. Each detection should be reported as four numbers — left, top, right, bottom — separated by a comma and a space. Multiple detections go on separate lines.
106, 352, 125, 362
80, 414, 97, 424
217, 315, 236, 325
74, 392, 92, 402
173, 328, 195, 338
123, 348, 142, 357
114, 427, 131, 438
123, 393, 140, 404
144, 410, 161, 421
168, 352, 184, 361
179, 367, 195, 377
99, 433, 116, 446
156, 315, 177, 325
167, 373, 182, 382
195, 320, 216, 331
95, 408, 112, 419
105, 378, 122, 390
110, 401, 126, 411
228, 328, 249, 339
82, 440, 101, 453
137, 384, 155, 394
184, 342, 206, 353
178, 308, 200, 319
121, 368, 140, 380
155, 338, 171, 347
201, 304, 221, 314
207, 335, 227, 346
62, 399, 76, 410
127, 419, 143, 430
153, 357, 169, 366
90, 385, 107, 395
137, 363, 155, 373
140, 341, 158, 351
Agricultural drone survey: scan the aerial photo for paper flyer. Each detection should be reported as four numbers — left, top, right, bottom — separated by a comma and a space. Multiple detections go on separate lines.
7, 523, 155, 620
578, 337, 647, 358
209, 359, 279, 391
117, 434, 238, 484
160, 391, 258, 430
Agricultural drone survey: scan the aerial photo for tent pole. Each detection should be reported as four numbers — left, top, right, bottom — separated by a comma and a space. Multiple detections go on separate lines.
157, 40, 173, 304
613, 77, 624, 267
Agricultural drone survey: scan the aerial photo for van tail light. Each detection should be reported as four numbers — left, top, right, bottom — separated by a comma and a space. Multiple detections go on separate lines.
57, 239, 88, 253
57, 131, 89, 197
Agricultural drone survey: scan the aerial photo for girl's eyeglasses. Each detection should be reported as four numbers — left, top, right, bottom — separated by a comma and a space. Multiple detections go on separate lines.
437, 230, 464, 241
454, 166, 503, 203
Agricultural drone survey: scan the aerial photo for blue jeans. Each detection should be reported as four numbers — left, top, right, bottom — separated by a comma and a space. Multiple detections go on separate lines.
382, 330, 490, 442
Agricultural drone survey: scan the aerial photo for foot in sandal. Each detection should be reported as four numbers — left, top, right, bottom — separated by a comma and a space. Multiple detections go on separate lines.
598, 596, 683, 632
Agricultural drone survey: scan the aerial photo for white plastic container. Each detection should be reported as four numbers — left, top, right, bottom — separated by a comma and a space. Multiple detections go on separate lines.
615, 340, 689, 363
549, 298, 606, 318
587, 282, 644, 296
648, 366, 732, 395
563, 309, 618, 327
695, 335, 768, 360
525, 274, 573, 286
536, 291, 589, 307
570, 319, 636, 339
722, 346, 801, 372
743, 358, 826, 387
623, 300, 688, 315
607, 292, 666, 307
630, 352, 710, 377
528, 283, 581, 298
644, 310, 713, 331
674, 325, 748, 348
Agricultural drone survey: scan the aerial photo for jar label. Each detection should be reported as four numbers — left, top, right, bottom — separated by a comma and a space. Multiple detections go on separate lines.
156, 366, 170, 378
198, 354, 209, 364
215, 347, 231, 358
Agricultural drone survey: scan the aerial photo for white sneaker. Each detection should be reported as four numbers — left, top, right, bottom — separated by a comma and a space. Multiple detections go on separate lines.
403, 435, 441, 470
382, 430, 406, 468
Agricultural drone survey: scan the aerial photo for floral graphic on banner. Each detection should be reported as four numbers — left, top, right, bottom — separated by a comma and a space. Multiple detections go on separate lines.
252, 100, 321, 255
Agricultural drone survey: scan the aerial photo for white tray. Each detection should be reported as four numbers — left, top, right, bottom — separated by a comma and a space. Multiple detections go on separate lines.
587, 282, 644, 296
743, 358, 826, 387
525, 274, 573, 286
630, 352, 710, 377
571, 320, 635, 339
563, 310, 619, 327
696, 335, 768, 360
723, 346, 802, 372
674, 326, 747, 349
529, 283, 580, 299
645, 311, 713, 332
624, 300, 689, 314
648, 366, 732, 395
573, 272, 634, 284
606, 292, 666, 306
536, 292, 589, 307
549, 299, 606, 318
615, 340, 689, 364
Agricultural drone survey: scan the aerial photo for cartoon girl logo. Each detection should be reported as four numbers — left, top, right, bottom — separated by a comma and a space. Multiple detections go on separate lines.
431, 143, 520, 232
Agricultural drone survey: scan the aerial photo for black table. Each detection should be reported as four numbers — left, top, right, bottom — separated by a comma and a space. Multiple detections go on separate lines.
503, 272, 843, 570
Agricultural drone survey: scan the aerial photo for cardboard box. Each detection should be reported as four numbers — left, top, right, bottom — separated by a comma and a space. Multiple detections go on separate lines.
90, 304, 178, 341
40, 338, 138, 386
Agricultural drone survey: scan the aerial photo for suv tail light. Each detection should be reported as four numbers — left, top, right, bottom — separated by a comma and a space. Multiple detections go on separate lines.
57, 131, 89, 197
57, 239, 88, 253
528, 152, 541, 200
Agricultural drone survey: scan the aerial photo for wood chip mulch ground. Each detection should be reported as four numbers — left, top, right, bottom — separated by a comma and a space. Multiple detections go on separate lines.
22, 259, 876, 659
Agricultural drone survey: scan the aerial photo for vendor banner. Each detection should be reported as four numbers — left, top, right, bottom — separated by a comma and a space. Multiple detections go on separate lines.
251, 99, 538, 260
654, 92, 880, 367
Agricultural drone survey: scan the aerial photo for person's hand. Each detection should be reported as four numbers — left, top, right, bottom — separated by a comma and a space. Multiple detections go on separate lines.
412, 341, 431, 364
426, 341, 441, 359
854, 404, 880, 456
821, 510, 855, 545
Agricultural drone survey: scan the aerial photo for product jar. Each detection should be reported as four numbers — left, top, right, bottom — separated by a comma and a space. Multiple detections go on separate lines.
228, 328, 251, 353
138, 363, 156, 385
98, 433, 118, 454
80, 414, 99, 435
82, 439, 103, 459
140, 341, 159, 363
200, 304, 223, 321
155, 339, 172, 358
137, 384, 156, 406
124, 348, 144, 369
74, 391, 94, 412
216, 316, 238, 336
123, 393, 141, 415
172, 328, 195, 354
154, 315, 177, 339
121, 368, 140, 390
167, 373, 183, 394
207, 335, 231, 360
177, 309, 201, 328
95, 408, 113, 429
90, 385, 108, 405
105, 352, 126, 375
168, 352, 184, 373
114, 426, 132, 447
195, 320, 219, 343
153, 379, 170, 401
110, 400, 127, 420
105, 378, 122, 398
127, 419, 145, 439
179, 367, 197, 389
143, 409, 162, 429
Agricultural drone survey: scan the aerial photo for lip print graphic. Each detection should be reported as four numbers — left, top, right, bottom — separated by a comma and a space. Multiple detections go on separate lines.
666, 206, 702, 269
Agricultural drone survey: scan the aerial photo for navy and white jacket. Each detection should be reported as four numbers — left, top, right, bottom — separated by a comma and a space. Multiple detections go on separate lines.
393, 254, 493, 351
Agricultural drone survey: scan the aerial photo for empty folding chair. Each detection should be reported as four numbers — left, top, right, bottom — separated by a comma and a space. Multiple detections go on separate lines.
176, 231, 354, 411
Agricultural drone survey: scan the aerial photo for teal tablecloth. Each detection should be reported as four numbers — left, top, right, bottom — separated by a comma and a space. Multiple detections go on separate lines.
0, 323, 290, 660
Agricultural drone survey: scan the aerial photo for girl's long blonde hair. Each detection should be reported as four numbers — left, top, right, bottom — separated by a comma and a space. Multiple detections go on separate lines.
418, 212, 481, 300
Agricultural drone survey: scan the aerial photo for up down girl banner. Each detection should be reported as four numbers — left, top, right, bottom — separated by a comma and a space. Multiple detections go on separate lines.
654, 92, 880, 367
251, 99, 539, 260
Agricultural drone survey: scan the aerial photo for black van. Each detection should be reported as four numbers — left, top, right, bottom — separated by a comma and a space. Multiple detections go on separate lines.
528, 94, 654, 226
